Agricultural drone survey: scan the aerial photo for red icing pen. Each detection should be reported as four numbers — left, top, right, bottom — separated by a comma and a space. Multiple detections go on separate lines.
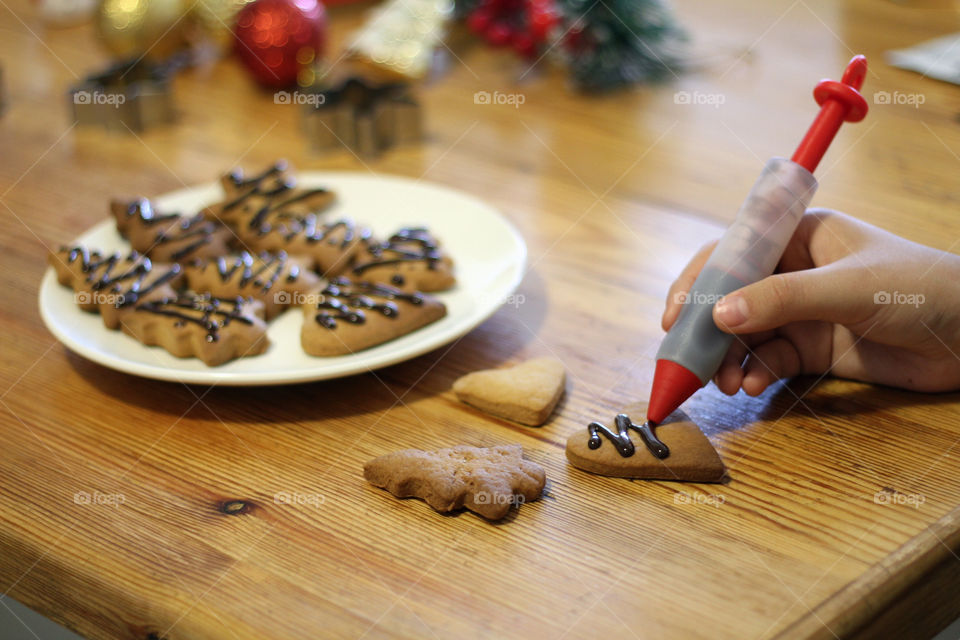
646, 55, 869, 427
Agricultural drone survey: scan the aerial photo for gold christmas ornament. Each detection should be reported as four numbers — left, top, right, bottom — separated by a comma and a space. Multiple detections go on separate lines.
95, 0, 190, 60
347, 0, 454, 80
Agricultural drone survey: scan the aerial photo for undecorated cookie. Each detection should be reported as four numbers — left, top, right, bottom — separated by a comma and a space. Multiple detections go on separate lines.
452, 357, 566, 426
565, 403, 726, 482
363, 444, 545, 520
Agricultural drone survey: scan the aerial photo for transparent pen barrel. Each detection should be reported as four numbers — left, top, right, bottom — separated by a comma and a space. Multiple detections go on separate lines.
655, 158, 818, 383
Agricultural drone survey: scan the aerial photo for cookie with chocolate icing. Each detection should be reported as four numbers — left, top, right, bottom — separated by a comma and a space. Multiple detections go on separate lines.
230, 215, 368, 277
211, 160, 335, 227
182, 251, 320, 320
565, 403, 726, 483
50, 246, 181, 329
300, 277, 446, 356
110, 198, 232, 263
121, 293, 269, 366
351, 227, 455, 292
202, 161, 360, 275
452, 358, 566, 426
363, 444, 545, 521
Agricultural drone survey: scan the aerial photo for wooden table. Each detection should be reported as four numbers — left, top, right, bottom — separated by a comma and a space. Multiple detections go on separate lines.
3, 0, 960, 638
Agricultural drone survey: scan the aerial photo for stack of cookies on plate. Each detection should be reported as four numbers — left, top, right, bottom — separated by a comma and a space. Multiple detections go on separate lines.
48, 161, 455, 366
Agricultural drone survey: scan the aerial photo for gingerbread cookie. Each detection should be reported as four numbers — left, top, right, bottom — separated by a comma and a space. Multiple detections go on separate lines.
300, 277, 446, 356
213, 160, 335, 227
50, 246, 181, 329
204, 161, 361, 275
452, 358, 566, 426
351, 227, 455, 292
565, 403, 726, 482
121, 293, 269, 366
363, 444, 545, 520
110, 198, 232, 263
182, 251, 320, 320
231, 216, 368, 277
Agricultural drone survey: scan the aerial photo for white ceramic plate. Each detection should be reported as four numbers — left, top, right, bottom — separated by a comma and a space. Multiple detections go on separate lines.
38, 172, 526, 385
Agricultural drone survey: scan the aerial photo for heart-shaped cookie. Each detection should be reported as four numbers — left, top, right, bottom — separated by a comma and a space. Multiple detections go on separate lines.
565, 402, 726, 482
452, 357, 566, 426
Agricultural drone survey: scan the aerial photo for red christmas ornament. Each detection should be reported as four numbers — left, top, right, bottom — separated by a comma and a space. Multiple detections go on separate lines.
466, 9, 492, 35
234, 0, 326, 89
526, 0, 558, 44
465, 0, 558, 60
485, 21, 512, 47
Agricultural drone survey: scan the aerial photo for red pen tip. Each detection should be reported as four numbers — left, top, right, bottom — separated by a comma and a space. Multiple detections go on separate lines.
647, 359, 704, 425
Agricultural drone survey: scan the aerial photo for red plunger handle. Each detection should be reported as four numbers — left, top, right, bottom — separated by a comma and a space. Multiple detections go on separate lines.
791, 55, 869, 173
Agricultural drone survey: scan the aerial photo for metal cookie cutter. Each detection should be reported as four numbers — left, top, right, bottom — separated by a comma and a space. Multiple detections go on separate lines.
69, 56, 182, 132
302, 76, 422, 158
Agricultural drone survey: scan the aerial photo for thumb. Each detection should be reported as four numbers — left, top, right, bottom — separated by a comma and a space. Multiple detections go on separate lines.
712, 266, 876, 334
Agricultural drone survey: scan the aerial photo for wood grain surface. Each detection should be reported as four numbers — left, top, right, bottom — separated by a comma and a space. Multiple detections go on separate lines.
3, 0, 960, 638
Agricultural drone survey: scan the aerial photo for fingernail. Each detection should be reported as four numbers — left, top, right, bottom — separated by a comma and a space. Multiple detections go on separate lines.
715, 294, 748, 327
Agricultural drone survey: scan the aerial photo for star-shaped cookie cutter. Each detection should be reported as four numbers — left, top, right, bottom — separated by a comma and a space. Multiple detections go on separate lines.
69, 56, 182, 132
302, 76, 422, 158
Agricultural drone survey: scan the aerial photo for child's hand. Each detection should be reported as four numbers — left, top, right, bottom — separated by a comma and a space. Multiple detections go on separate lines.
661, 209, 960, 395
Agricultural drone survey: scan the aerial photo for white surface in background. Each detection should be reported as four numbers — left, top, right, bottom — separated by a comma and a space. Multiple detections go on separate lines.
887, 33, 960, 85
